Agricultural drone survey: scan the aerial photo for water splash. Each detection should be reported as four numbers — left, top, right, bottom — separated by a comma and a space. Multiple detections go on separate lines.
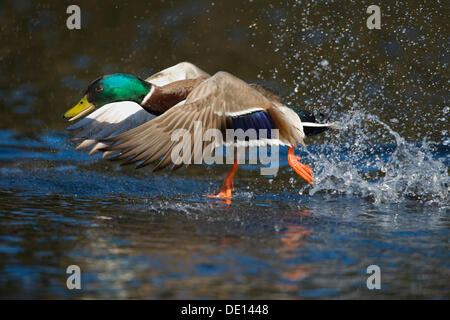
306, 109, 448, 207
247, 1, 449, 208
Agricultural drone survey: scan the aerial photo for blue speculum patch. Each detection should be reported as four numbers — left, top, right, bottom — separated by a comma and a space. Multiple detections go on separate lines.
231, 111, 274, 139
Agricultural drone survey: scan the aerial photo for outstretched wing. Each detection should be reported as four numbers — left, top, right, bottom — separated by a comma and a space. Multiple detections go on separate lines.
66, 101, 156, 157
249, 83, 283, 106
101, 71, 304, 171
146, 61, 210, 86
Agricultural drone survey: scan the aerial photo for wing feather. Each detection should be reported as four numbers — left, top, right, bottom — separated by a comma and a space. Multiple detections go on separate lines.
66, 101, 155, 156
145, 62, 210, 86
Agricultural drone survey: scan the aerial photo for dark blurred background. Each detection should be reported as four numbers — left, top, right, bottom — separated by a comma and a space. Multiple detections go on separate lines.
0, 0, 448, 141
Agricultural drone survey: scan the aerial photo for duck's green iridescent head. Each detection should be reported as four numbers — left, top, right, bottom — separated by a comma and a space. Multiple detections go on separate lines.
64, 73, 151, 121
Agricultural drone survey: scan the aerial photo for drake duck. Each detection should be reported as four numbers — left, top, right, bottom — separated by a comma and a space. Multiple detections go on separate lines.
64, 62, 336, 202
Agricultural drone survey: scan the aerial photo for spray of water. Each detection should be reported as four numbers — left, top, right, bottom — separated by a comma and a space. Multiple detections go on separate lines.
247, 1, 449, 208
306, 108, 448, 207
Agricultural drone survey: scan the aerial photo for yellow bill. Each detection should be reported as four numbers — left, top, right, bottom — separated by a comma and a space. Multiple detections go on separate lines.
64, 95, 95, 121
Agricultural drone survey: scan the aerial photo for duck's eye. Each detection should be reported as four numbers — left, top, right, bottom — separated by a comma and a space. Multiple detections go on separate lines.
95, 86, 104, 92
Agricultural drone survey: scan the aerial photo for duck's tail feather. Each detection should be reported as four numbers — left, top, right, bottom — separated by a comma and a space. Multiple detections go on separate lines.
302, 122, 339, 129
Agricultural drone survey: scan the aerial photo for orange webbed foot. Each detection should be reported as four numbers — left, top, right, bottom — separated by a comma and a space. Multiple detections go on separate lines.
288, 146, 314, 184
206, 160, 238, 205
206, 187, 232, 200
206, 189, 232, 205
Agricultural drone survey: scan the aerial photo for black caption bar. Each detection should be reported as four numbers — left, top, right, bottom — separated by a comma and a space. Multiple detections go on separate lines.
0, 300, 443, 319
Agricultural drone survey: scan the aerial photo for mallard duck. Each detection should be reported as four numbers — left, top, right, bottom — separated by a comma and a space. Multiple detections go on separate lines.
64, 62, 336, 202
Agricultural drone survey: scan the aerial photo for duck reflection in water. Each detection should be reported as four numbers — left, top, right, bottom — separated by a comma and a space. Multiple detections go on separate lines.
277, 209, 313, 295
